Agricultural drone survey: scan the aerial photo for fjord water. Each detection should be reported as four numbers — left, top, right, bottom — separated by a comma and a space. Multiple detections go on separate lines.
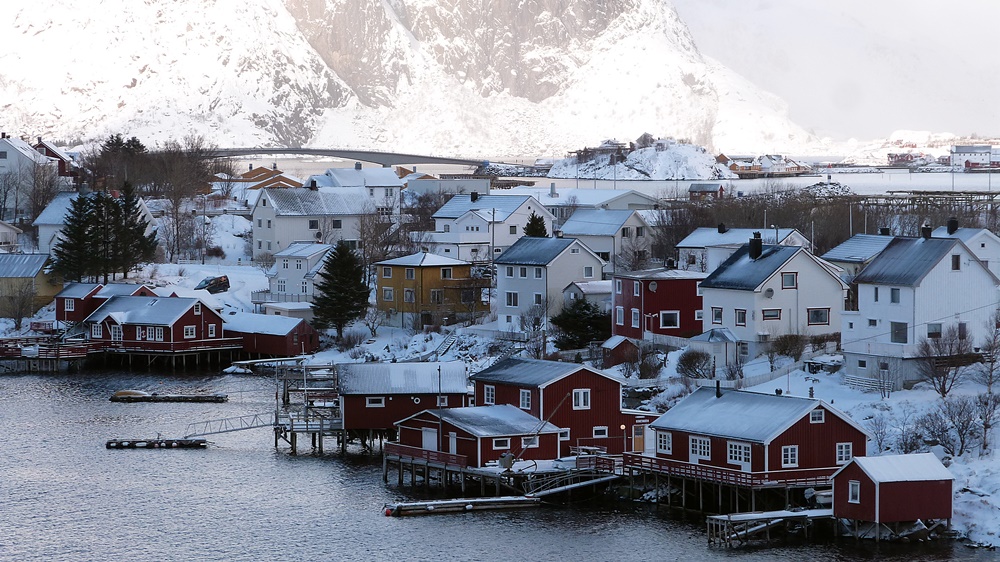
0, 372, 985, 561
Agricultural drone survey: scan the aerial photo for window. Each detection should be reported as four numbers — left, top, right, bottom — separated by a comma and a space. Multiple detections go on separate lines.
687, 253, 697, 265
952, 254, 961, 270
927, 323, 942, 339
257, 219, 262, 227
890, 321, 908, 344
781, 272, 797, 289
308, 219, 319, 230
807, 308, 830, 325
266, 219, 271, 228
521, 436, 539, 448
403, 289, 415, 303
258, 241, 262, 249
282, 259, 289, 269
781, 445, 798, 467
559, 429, 570, 442
430, 289, 443, 304
695, 310, 704, 321
509, 225, 517, 235
0, 151, 6, 159
183, 325, 196, 339
727, 442, 751, 466
858, 359, 867, 369
868, 318, 877, 327
405, 268, 415, 280
155, 327, 164, 341
631, 309, 640, 328
519, 389, 531, 409
593, 426, 609, 438
505, 292, 519, 307
874, 286, 879, 302
615, 306, 624, 325
735, 309, 747, 326
484, 385, 495, 405
437, 396, 448, 407
584, 266, 594, 278
836, 442, 853, 464
534, 267, 542, 279
382, 287, 393, 301
959, 322, 968, 340
738, 342, 749, 357
621, 226, 632, 238
690, 436, 710, 461
659, 311, 680, 329
712, 307, 723, 324
762, 309, 781, 321
110, 325, 122, 342
443, 224, 450, 233
890, 287, 900, 304
572, 389, 591, 410
848, 480, 860, 504
262, 198, 266, 206
636, 226, 644, 238
331, 219, 342, 229
615, 280, 622, 294
810, 409, 825, 423
633, 281, 640, 296
519, 267, 527, 278
136, 327, 144, 340
64, 299, 74, 312
382, 267, 392, 278
207, 324, 216, 338
492, 438, 510, 450
533, 293, 542, 306
571, 248, 580, 254
267, 241, 271, 250
194, 302, 202, 315
296, 260, 303, 270
505, 266, 514, 278
656, 432, 672, 454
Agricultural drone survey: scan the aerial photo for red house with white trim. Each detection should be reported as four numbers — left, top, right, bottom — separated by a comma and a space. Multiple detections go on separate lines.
626, 387, 869, 490
82, 296, 240, 353
55, 283, 156, 325
469, 358, 654, 456
832, 453, 953, 526
612, 268, 706, 340
222, 311, 320, 356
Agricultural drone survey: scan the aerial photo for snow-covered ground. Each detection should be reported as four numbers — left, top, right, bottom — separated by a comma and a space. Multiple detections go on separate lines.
548, 141, 734, 181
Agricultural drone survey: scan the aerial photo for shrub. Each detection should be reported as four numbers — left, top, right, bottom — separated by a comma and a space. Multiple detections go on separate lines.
676, 349, 713, 379
337, 329, 366, 351
772, 334, 806, 361
205, 246, 226, 258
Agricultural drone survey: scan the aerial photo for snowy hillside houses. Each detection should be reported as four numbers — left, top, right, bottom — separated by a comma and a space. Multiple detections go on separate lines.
55, 283, 156, 326
252, 241, 333, 320
677, 225, 810, 273
374, 251, 488, 328
414, 193, 554, 263
611, 268, 706, 341
840, 232, 1000, 387
716, 153, 812, 179
0, 254, 59, 315
493, 236, 604, 334
688, 182, 724, 200
32, 137, 80, 183
495, 185, 659, 227
559, 208, 651, 276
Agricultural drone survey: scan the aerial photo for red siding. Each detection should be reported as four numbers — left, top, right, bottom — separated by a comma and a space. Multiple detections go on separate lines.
768, 406, 867, 472
343, 393, 467, 431
832, 462, 876, 521
230, 321, 320, 356
833, 463, 953, 523
612, 276, 703, 339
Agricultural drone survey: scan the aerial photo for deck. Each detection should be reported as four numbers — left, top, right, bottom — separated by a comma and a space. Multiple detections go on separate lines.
706, 508, 833, 547
623, 452, 834, 488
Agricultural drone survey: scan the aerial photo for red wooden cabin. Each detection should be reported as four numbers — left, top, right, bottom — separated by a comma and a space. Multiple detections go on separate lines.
338, 362, 469, 433
393, 404, 561, 468
222, 311, 320, 356
56, 283, 156, 325
470, 358, 653, 456
626, 387, 869, 489
612, 268, 706, 339
82, 296, 240, 353
832, 453, 953, 526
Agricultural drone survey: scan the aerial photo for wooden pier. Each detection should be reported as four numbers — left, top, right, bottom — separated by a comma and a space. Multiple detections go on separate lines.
706, 508, 833, 548
106, 437, 208, 449
383, 496, 541, 516
110, 391, 228, 403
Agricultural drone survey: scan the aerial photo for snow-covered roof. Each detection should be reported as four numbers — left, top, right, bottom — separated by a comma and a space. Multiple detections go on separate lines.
84, 296, 200, 326
433, 195, 531, 222
308, 167, 403, 188
677, 227, 800, 249
0, 220, 22, 235
636, 209, 667, 227
262, 187, 376, 216
338, 361, 468, 395
650, 387, 848, 444
835, 453, 953, 483
0, 254, 48, 278
853, 237, 961, 287
560, 209, 640, 236
2, 137, 52, 165
615, 267, 707, 281
821, 234, 894, 264
494, 237, 593, 266
472, 357, 620, 388
688, 182, 722, 192
274, 242, 333, 259
699, 244, 800, 291
497, 187, 658, 208
601, 335, 636, 350
930, 226, 997, 245
263, 302, 314, 311
427, 405, 561, 438
154, 286, 222, 310
33, 192, 79, 226
689, 327, 738, 343
222, 311, 303, 336
376, 251, 469, 267
56, 283, 102, 298
35, 139, 75, 164
564, 280, 612, 294
96, 283, 151, 297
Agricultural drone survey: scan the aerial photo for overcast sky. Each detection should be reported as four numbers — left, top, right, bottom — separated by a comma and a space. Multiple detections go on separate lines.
671, 0, 1000, 141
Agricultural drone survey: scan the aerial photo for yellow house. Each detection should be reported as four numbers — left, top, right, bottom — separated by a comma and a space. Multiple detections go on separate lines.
375, 252, 487, 328
0, 254, 61, 329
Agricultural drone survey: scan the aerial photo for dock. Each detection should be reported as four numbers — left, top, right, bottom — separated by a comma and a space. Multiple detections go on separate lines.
706, 508, 833, 548
110, 391, 228, 403
105, 437, 208, 449
384, 496, 541, 516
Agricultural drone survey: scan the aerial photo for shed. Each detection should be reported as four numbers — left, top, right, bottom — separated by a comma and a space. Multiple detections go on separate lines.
222, 311, 319, 356
831, 453, 953, 525
600, 335, 639, 368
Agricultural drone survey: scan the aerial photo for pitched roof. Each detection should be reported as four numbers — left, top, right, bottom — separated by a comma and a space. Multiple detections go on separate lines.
222, 311, 304, 336
689, 327, 738, 343
83, 296, 199, 326
309, 167, 403, 188
821, 234, 894, 264
33, 192, 79, 226
262, 187, 374, 216
429, 405, 561, 437
689, 182, 722, 192
273, 242, 333, 259
564, 280, 613, 295
497, 187, 658, 208
494, 237, 588, 266
432, 195, 532, 221
650, 387, 851, 443
338, 361, 468, 395
677, 227, 800, 249
852, 237, 959, 286
699, 244, 800, 291
560, 209, 640, 236
930, 226, 997, 245
471, 357, 620, 388
833, 453, 953, 483
1, 137, 51, 165
376, 252, 469, 267
0, 254, 48, 277
615, 267, 707, 281
96, 283, 152, 297
56, 283, 102, 298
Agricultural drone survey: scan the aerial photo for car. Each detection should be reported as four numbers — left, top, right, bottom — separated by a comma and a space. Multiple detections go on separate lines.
194, 275, 230, 294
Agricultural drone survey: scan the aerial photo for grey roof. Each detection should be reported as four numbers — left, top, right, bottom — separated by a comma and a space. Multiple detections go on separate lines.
0, 254, 48, 278
677, 227, 800, 249
33, 192, 78, 226
263, 187, 373, 216
376, 252, 469, 267
821, 234, 894, 264
55, 283, 102, 298
688, 182, 722, 192
853, 237, 958, 286
689, 327, 738, 343
471, 357, 618, 388
838, 453, 954, 483
338, 361, 468, 395
222, 311, 304, 336
930, 226, 994, 244
560, 209, 636, 236
84, 296, 199, 326
564, 280, 612, 295
494, 237, 580, 266
615, 267, 707, 281
650, 387, 822, 443
96, 283, 151, 297
274, 242, 333, 259
433, 195, 531, 221
431, 405, 561, 438
313, 167, 403, 188
699, 244, 799, 291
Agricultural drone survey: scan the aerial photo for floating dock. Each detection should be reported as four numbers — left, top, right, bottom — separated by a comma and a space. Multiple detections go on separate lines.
105, 438, 208, 449
110, 390, 228, 403
706, 508, 833, 547
384, 496, 541, 516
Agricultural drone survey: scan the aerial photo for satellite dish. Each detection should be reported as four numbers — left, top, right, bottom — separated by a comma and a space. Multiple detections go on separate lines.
649, 281, 657, 292
764, 288, 774, 298
315, 231, 323, 240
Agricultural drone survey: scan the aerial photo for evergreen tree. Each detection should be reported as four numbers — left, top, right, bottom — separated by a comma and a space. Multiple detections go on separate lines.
51, 194, 98, 282
524, 211, 548, 237
114, 183, 158, 278
550, 298, 611, 350
313, 240, 370, 339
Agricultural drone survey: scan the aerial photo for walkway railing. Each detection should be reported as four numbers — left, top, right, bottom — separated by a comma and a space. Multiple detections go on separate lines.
385, 442, 469, 468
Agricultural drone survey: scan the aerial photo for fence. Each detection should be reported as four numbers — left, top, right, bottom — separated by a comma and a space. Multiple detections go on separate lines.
686, 346, 829, 390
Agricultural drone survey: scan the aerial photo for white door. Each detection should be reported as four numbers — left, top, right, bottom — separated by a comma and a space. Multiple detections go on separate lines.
421, 427, 437, 451
448, 432, 457, 455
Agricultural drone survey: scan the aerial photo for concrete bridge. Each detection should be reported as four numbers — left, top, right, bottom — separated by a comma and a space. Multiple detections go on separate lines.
213, 147, 488, 168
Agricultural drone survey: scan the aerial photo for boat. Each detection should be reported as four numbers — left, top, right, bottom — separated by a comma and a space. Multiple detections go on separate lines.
109, 390, 228, 403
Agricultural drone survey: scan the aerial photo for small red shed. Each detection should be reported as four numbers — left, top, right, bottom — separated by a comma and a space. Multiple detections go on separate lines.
600, 335, 639, 368
394, 404, 561, 468
222, 311, 320, 356
832, 453, 954, 525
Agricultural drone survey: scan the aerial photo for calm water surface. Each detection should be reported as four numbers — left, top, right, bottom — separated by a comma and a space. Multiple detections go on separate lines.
0, 371, 991, 561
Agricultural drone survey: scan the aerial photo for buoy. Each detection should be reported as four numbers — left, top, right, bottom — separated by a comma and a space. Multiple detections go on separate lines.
384, 508, 393, 517
465, 504, 474, 511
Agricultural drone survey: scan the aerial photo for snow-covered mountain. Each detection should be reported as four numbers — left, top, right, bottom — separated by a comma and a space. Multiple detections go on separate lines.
0, 0, 818, 157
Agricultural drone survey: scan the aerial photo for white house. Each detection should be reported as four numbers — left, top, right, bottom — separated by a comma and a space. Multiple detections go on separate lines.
250, 241, 333, 320
0, 220, 22, 252
841, 234, 1000, 386
931, 219, 1000, 278
494, 184, 659, 226
699, 234, 847, 359
559, 208, 651, 276
562, 280, 613, 313
0, 135, 59, 222
677, 225, 811, 273
821, 234, 895, 281
415, 193, 554, 263
494, 236, 605, 333
951, 145, 991, 168
304, 162, 404, 200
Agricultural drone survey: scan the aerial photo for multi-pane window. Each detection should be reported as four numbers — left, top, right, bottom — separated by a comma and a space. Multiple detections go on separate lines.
656, 432, 672, 454
519, 267, 527, 278
631, 309, 640, 328
207, 324, 216, 338
505, 292, 518, 307
296, 260, 303, 270
781, 445, 798, 467
810, 409, 825, 423
727, 442, 751, 465
690, 437, 711, 461
573, 389, 591, 410
616, 307, 624, 325
762, 309, 781, 320
484, 385, 495, 405
301, 281, 308, 293
836, 442, 853, 464
183, 326, 196, 339
430, 289, 443, 304
64, 299, 75, 311
282, 259, 289, 269
927, 323, 942, 339
519, 389, 531, 410
277, 279, 286, 292
194, 302, 202, 315
403, 289, 415, 303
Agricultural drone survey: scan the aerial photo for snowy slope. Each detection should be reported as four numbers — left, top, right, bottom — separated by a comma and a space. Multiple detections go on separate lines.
1, 0, 818, 156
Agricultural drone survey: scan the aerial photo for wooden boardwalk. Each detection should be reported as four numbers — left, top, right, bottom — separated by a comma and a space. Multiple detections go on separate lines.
706, 508, 833, 548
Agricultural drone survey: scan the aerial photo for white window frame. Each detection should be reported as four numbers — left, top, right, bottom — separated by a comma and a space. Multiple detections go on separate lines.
615, 279, 622, 294
91, 323, 102, 338
584, 266, 594, 278
194, 302, 202, 315
437, 396, 448, 407
689, 436, 711, 462
631, 309, 640, 328
781, 272, 797, 289
366, 396, 385, 408
493, 438, 510, 450
810, 409, 825, 424
572, 388, 591, 410
781, 445, 799, 468
403, 289, 415, 303
521, 436, 539, 449
519, 266, 527, 278
836, 442, 853, 465
848, 480, 860, 503
505, 292, 519, 307
484, 385, 496, 405
592, 426, 608, 438
656, 431, 672, 454
64, 299, 74, 312
633, 281, 640, 296
519, 389, 531, 410
712, 307, 723, 324
110, 325, 123, 342
207, 324, 216, 338
727, 441, 751, 468
659, 311, 680, 329
534, 267, 542, 279
183, 325, 196, 339
533, 293, 542, 306
615, 306, 624, 326
382, 266, 392, 278
505, 266, 514, 278
155, 327, 164, 341
383, 287, 394, 301
559, 429, 570, 442
695, 310, 704, 321
405, 268, 415, 280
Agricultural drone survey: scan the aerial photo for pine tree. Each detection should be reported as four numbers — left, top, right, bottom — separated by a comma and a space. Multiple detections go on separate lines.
115, 183, 157, 278
51, 194, 98, 282
312, 240, 370, 339
550, 298, 611, 350
524, 211, 548, 237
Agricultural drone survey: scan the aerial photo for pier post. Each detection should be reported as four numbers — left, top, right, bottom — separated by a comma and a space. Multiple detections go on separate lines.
290, 432, 297, 455
397, 460, 403, 486
383, 455, 388, 483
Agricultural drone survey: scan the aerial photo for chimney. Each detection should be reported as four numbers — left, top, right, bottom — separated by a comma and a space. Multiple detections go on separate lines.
879, 227, 890, 236
248, 163, 253, 172
554, 229, 563, 238
272, 162, 277, 171
921, 224, 932, 239
718, 223, 727, 234
748, 231, 763, 260
715, 380, 722, 398
549, 182, 558, 198
471, 191, 479, 203
947, 217, 959, 235
354, 161, 362, 170
37, 136, 42, 145
309, 179, 318, 190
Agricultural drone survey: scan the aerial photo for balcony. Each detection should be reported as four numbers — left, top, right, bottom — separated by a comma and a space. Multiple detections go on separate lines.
623, 452, 835, 488
251, 290, 314, 305
95, 337, 245, 354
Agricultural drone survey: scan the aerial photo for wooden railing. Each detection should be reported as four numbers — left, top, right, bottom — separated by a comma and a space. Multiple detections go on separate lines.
385, 442, 469, 468
623, 453, 834, 488
95, 337, 244, 353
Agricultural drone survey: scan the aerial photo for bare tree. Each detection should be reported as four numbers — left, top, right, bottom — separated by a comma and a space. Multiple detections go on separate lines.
919, 396, 979, 457
723, 355, 745, 384
361, 306, 385, 338
875, 356, 901, 399
0, 279, 36, 332
977, 392, 1000, 456
0, 170, 19, 222
356, 197, 398, 285
254, 251, 276, 274
519, 304, 549, 359
147, 136, 216, 260
915, 324, 975, 398
974, 308, 1000, 393
866, 413, 890, 454
617, 232, 650, 272
894, 402, 921, 453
